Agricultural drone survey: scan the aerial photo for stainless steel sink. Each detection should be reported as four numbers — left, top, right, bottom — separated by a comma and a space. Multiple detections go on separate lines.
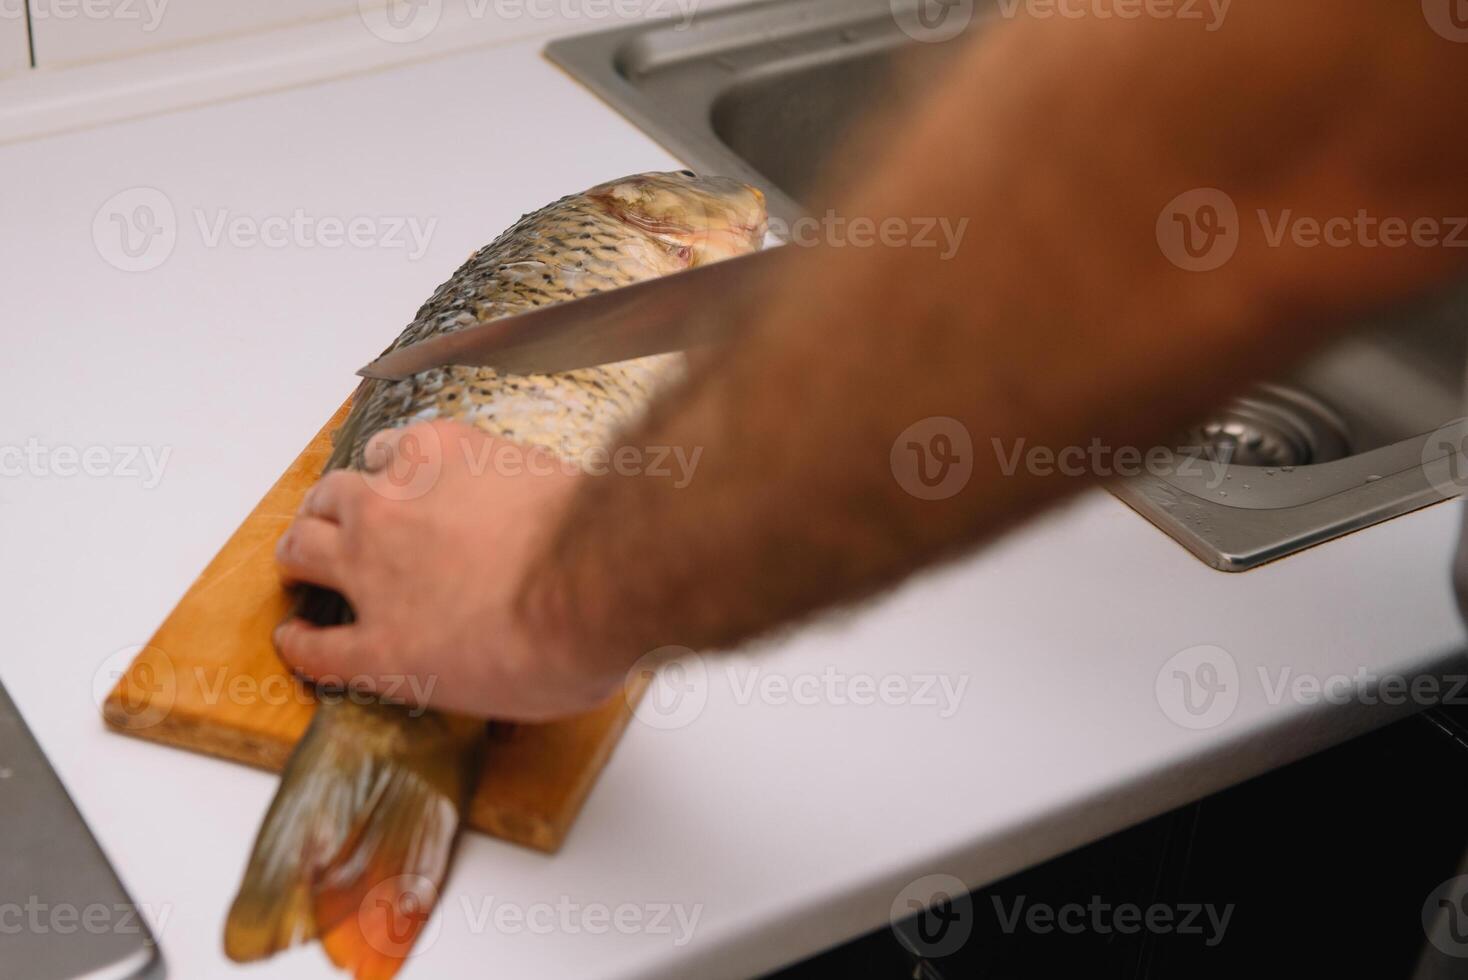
548, 0, 955, 229
548, 0, 1468, 571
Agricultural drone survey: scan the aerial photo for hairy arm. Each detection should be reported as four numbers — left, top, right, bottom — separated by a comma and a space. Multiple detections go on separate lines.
527, 2, 1468, 680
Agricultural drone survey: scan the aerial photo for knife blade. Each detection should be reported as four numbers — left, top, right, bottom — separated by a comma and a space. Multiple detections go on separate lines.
356, 245, 786, 380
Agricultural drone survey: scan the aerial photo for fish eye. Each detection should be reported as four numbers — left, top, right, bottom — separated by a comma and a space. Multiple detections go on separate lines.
677, 169, 697, 178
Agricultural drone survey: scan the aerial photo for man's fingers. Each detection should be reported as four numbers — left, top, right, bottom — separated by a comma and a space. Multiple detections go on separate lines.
300, 470, 367, 524
275, 515, 348, 590
273, 618, 368, 684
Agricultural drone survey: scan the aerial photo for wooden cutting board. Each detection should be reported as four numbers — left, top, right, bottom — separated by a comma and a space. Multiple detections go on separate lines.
104, 400, 646, 853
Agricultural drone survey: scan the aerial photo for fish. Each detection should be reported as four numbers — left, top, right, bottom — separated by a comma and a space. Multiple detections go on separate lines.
221, 171, 768, 980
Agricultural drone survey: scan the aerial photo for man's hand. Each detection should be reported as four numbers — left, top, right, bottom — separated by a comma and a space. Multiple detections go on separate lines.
271, 420, 618, 722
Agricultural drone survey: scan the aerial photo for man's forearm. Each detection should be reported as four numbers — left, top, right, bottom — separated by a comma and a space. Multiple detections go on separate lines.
524, 2, 1468, 676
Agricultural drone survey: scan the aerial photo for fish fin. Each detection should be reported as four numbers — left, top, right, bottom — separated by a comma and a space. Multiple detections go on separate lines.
313, 771, 462, 980
223, 701, 483, 976
223, 705, 357, 962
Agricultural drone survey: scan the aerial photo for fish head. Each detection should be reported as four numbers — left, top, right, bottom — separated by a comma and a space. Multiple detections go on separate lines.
587, 171, 768, 267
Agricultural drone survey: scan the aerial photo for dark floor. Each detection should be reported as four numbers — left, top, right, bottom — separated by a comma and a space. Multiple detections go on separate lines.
769, 705, 1468, 979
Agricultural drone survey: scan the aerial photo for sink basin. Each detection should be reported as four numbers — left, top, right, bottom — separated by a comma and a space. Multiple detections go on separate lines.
549, 0, 947, 228
548, 0, 1468, 570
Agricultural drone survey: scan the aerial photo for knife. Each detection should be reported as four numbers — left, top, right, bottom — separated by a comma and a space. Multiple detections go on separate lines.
356, 246, 786, 380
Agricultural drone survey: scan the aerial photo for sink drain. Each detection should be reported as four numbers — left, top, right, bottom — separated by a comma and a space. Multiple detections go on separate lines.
1178, 385, 1350, 467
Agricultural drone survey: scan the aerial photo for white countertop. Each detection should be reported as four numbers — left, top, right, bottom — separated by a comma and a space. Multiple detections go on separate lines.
2, 17, 1466, 980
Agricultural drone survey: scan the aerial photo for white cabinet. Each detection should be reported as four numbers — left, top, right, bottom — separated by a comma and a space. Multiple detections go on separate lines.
0, 7, 29, 75
28, 0, 372, 68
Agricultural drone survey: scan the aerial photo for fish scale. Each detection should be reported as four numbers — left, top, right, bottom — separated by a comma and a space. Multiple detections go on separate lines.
333, 194, 697, 466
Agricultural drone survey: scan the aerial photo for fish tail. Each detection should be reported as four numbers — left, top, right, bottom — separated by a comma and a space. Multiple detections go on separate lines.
312, 762, 462, 980
225, 589, 484, 980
